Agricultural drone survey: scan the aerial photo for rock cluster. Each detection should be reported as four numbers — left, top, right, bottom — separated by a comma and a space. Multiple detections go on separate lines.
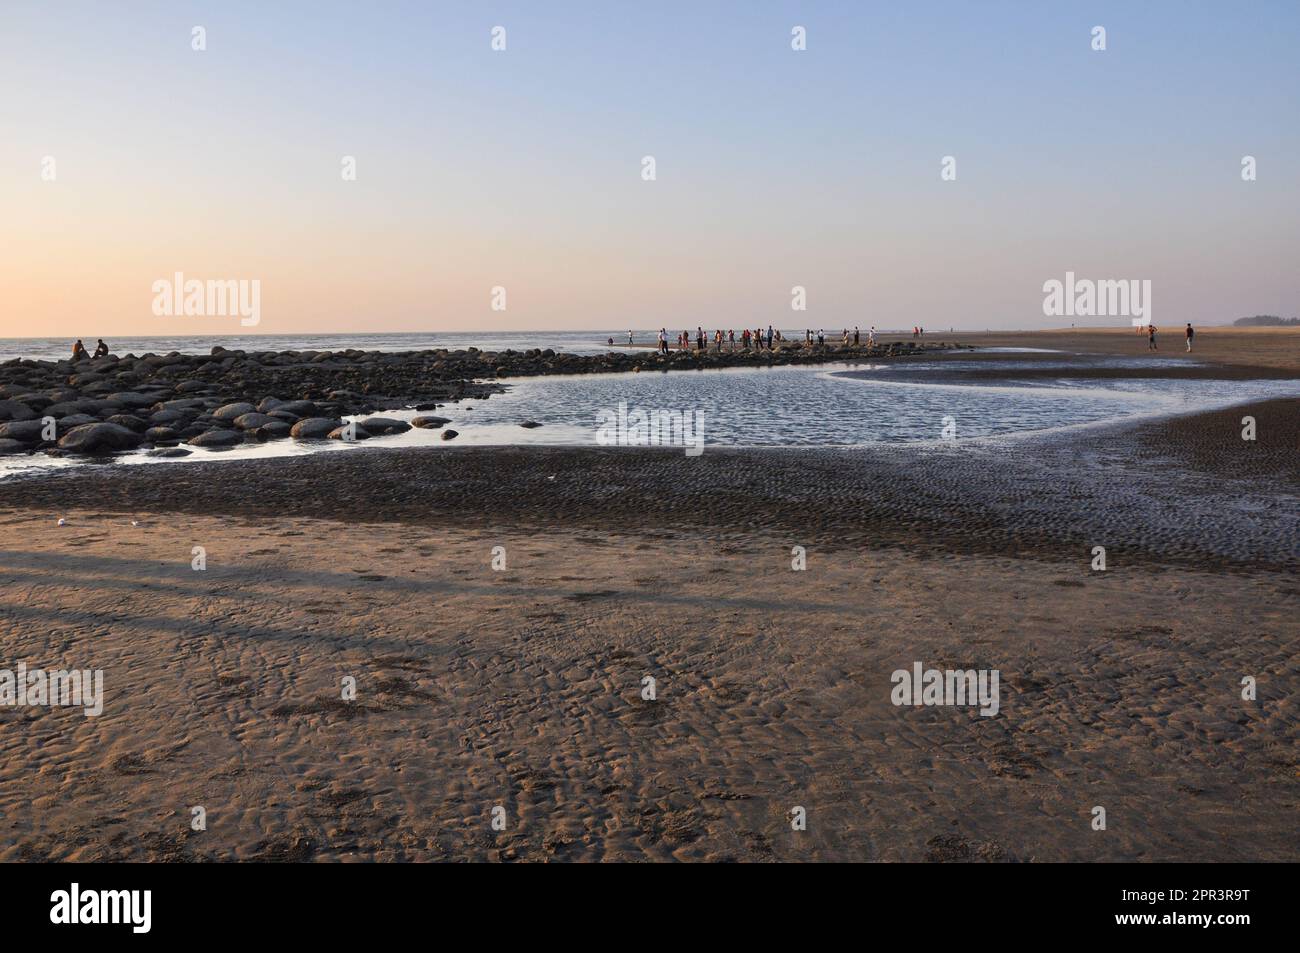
0, 340, 948, 457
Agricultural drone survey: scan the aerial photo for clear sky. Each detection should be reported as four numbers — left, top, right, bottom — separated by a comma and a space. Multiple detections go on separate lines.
2, 1, 1297, 337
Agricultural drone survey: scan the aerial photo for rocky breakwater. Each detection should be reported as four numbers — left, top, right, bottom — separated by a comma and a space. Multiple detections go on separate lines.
0, 339, 952, 458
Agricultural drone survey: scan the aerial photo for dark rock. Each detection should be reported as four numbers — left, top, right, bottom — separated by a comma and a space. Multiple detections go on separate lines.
440, 429, 459, 441
0, 399, 37, 422
328, 424, 372, 441
359, 417, 411, 435
251, 421, 292, 440
56, 422, 144, 454
519, 420, 542, 429
213, 402, 257, 422
412, 415, 451, 429
0, 420, 47, 443
0, 438, 28, 455
147, 446, 193, 458
290, 417, 342, 439
232, 412, 277, 430
187, 429, 244, 448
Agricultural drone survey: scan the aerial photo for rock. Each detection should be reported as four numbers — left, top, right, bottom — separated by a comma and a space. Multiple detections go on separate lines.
251, 421, 292, 440
275, 400, 320, 417
519, 420, 542, 429
256, 397, 284, 413
0, 420, 47, 443
147, 446, 193, 458
187, 429, 244, 448
440, 429, 459, 440
0, 399, 37, 422
360, 417, 411, 435
106, 414, 149, 432
232, 412, 277, 430
213, 402, 257, 421
328, 425, 372, 441
0, 439, 28, 455
56, 422, 144, 454
412, 415, 451, 429
290, 417, 341, 439
174, 380, 210, 393
149, 409, 191, 425
144, 426, 180, 444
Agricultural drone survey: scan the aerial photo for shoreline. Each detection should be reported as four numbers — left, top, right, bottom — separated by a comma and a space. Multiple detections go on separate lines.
0, 329, 1294, 862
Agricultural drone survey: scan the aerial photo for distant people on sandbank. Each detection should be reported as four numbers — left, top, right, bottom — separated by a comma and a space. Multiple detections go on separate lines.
1185, 323, 1194, 352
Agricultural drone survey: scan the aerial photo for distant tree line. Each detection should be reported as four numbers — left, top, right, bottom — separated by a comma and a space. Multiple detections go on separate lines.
1233, 315, 1299, 327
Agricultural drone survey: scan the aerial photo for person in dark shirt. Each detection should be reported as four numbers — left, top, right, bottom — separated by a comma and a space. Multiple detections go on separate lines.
1185, 323, 1194, 352
93, 338, 109, 358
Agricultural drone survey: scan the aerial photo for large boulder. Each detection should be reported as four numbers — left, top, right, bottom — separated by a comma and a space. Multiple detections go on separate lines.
0, 400, 37, 422
290, 417, 341, 439
0, 419, 47, 443
328, 424, 371, 441
0, 439, 28, 455
232, 412, 276, 430
144, 426, 180, 444
251, 421, 292, 440
187, 429, 244, 448
360, 417, 411, 435
213, 402, 257, 422
106, 414, 149, 432
276, 400, 320, 417
56, 422, 143, 454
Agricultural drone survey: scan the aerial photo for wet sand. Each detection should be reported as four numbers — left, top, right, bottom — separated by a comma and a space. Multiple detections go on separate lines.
0, 337, 1295, 862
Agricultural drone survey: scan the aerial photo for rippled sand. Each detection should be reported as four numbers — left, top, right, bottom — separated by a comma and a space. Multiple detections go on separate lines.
0, 388, 1294, 861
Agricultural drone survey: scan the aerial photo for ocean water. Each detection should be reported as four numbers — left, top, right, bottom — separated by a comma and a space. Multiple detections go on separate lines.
1, 330, 817, 363
2, 354, 1296, 477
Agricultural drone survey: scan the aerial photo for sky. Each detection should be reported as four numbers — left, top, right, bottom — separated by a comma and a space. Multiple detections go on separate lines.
1, 1, 1297, 337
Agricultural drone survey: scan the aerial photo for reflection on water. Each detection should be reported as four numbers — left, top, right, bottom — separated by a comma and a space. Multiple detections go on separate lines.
3, 356, 1297, 476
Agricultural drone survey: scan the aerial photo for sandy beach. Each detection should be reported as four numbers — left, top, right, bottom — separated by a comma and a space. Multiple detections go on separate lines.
0, 330, 1295, 862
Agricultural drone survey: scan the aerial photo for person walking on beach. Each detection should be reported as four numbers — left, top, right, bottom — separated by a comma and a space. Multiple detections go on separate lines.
868, 326, 876, 347
1185, 323, 1194, 352
1148, 324, 1158, 350
628, 330, 634, 345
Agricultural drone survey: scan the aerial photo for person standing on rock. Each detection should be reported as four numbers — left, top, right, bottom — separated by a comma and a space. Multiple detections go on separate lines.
854, 327, 860, 345
1185, 323, 1194, 352
766, 326, 774, 350
869, 326, 876, 347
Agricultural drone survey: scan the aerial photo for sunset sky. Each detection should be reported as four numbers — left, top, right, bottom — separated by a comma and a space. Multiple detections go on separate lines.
2, 1, 1297, 337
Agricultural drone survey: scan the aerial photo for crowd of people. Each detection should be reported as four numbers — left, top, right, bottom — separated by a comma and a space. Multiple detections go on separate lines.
641, 326, 882, 354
